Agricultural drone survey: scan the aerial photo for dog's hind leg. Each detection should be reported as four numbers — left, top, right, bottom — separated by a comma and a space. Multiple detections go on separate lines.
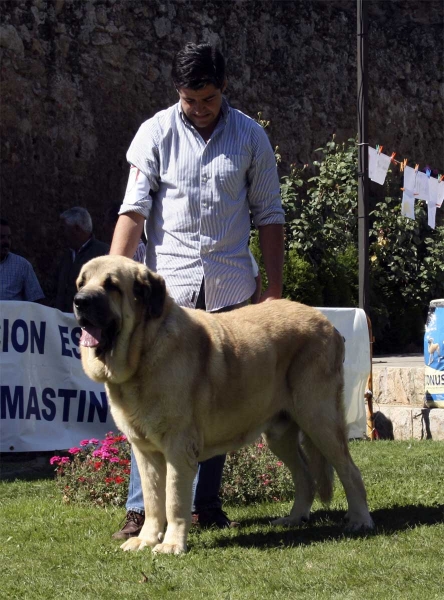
121, 446, 167, 552
295, 398, 374, 531
263, 420, 316, 527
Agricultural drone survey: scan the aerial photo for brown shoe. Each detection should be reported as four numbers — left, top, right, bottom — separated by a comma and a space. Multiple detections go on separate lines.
192, 508, 240, 529
112, 510, 145, 540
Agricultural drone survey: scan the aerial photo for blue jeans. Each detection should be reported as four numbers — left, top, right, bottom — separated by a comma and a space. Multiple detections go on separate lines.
126, 280, 247, 515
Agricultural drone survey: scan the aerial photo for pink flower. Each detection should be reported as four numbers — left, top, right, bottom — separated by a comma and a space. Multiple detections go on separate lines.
68, 447, 81, 454
257, 443, 264, 449
50, 456, 62, 465
60, 457, 70, 464
80, 440, 90, 446
276, 461, 283, 467
109, 457, 120, 463
89, 438, 99, 445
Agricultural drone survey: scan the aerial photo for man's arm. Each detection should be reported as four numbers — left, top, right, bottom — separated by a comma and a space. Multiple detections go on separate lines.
258, 223, 284, 302
110, 212, 145, 258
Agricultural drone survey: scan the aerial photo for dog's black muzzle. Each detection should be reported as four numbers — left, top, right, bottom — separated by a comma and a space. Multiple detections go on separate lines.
73, 290, 112, 328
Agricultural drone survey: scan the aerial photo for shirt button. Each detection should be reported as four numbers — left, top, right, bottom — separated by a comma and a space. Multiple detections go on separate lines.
202, 175, 208, 183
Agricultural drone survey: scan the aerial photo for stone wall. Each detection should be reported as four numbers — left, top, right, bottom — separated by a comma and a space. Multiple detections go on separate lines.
1, 0, 443, 301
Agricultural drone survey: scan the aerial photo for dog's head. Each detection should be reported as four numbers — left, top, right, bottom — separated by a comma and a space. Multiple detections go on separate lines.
73, 255, 166, 382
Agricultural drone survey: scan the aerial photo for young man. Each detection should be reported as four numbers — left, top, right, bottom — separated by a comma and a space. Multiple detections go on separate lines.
110, 42, 285, 538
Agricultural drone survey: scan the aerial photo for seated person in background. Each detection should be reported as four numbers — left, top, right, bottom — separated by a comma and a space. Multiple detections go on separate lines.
55, 207, 109, 312
0, 218, 45, 302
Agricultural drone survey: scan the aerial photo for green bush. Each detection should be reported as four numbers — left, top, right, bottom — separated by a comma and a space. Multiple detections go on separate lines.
51, 434, 295, 507
369, 193, 444, 352
51, 433, 131, 507
283, 248, 323, 305
276, 135, 443, 352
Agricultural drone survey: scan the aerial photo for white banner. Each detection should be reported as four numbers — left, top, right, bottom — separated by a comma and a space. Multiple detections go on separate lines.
0, 303, 369, 452
0, 302, 113, 452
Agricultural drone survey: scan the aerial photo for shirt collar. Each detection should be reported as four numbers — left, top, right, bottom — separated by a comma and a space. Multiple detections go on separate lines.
177, 96, 230, 128
0, 251, 11, 265
71, 236, 93, 260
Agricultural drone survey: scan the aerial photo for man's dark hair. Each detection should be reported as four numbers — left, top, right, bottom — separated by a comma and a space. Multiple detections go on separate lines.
0, 218, 9, 227
172, 43, 225, 90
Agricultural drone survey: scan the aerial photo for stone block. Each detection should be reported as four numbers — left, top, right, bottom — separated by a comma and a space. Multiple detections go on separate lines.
372, 367, 424, 406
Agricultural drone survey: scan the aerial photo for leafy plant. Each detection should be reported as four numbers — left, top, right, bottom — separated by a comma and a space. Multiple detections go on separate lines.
51, 434, 297, 507
221, 441, 294, 505
369, 192, 444, 351
51, 432, 131, 506
274, 133, 443, 350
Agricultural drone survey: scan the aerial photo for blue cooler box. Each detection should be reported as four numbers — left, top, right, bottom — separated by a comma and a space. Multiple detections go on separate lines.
424, 299, 444, 408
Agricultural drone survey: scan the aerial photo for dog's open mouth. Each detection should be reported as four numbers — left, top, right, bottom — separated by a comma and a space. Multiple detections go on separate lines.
80, 323, 102, 348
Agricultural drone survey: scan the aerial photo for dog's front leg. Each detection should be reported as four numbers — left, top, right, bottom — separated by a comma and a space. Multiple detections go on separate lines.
120, 445, 167, 552
152, 437, 198, 555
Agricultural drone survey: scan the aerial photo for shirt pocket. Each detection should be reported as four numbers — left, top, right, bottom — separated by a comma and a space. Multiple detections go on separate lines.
216, 153, 250, 199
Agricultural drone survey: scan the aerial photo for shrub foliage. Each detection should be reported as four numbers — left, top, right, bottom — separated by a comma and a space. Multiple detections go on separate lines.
51, 435, 294, 507
263, 134, 444, 353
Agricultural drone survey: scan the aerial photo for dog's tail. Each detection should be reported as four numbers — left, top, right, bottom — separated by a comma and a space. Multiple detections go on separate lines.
301, 435, 334, 504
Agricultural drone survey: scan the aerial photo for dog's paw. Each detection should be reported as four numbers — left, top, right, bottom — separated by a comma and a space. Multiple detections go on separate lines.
344, 512, 374, 532
152, 542, 187, 555
271, 515, 308, 527
120, 537, 156, 552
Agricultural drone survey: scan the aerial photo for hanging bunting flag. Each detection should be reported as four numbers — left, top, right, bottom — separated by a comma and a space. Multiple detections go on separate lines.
436, 179, 444, 208
401, 189, 415, 220
368, 147, 391, 185
415, 171, 430, 202
368, 145, 442, 229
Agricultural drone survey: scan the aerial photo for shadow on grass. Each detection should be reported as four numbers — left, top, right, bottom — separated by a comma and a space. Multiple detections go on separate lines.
0, 452, 56, 482
207, 504, 444, 550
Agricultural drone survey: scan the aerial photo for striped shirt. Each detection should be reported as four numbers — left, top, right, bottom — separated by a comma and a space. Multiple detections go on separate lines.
0, 252, 44, 301
119, 98, 284, 311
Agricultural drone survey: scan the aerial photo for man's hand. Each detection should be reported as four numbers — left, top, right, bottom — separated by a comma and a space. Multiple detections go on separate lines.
259, 289, 281, 303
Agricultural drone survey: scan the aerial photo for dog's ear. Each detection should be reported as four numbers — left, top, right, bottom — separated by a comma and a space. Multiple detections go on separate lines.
133, 266, 166, 319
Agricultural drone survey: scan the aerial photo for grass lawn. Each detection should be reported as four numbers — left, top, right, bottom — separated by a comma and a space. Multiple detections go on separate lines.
1, 440, 443, 600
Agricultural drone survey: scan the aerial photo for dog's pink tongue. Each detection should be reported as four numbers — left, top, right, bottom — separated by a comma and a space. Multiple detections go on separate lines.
80, 326, 102, 348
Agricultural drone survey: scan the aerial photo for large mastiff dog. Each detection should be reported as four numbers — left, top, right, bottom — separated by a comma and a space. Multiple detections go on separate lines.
74, 255, 374, 554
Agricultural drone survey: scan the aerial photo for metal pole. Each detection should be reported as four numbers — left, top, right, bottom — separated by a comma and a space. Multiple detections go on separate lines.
357, 0, 369, 316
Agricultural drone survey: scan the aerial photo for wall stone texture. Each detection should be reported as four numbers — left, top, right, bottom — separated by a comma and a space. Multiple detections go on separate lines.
373, 365, 425, 407
1, 0, 443, 302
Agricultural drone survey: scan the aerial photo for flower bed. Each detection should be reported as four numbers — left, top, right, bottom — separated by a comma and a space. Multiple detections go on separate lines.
51, 433, 294, 506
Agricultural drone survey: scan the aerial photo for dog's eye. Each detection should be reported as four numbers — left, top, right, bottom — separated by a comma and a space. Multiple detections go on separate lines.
104, 276, 121, 294
77, 278, 85, 291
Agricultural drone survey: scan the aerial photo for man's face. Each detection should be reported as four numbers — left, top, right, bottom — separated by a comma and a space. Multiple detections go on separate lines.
61, 221, 82, 251
0, 225, 11, 260
177, 82, 226, 131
